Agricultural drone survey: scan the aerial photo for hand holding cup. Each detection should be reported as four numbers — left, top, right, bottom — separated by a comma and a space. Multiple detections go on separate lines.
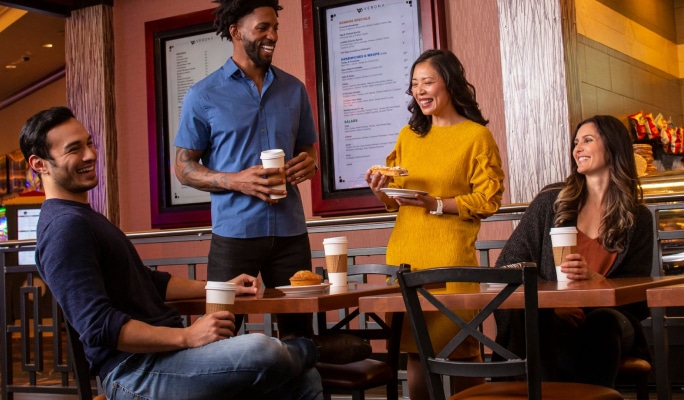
549, 227, 578, 282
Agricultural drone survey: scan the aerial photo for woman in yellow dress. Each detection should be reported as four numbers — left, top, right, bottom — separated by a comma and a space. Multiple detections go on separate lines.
366, 49, 505, 399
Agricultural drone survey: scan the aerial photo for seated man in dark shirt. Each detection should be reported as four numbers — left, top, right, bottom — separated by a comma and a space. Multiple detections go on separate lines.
19, 106, 322, 400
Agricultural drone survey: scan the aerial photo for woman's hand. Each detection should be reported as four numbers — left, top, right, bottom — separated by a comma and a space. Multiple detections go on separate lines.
365, 169, 398, 209
553, 307, 585, 328
559, 253, 602, 281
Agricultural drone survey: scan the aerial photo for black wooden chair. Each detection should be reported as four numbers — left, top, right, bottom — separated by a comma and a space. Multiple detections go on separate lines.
65, 321, 105, 400
397, 263, 623, 400
314, 264, 401, 400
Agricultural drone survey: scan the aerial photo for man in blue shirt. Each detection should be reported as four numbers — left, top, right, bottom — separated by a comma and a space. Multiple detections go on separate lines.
21, 106, 322, 399
174, 0, 318, 337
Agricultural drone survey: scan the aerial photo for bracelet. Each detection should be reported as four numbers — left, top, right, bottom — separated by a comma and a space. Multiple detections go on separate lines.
429, 197, 443, 216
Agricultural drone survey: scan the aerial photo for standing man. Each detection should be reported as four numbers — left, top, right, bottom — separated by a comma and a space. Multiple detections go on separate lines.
174, 0, 318, 337
21, 106, 322, 399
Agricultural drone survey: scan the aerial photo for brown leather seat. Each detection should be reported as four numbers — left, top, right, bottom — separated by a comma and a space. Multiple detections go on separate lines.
316, 358, 394, 390
450, 381, 623, 399
617, 356, 651, 400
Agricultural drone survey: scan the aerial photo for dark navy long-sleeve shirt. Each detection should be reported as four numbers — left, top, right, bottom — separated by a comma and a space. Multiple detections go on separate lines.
35, 199, 184, 380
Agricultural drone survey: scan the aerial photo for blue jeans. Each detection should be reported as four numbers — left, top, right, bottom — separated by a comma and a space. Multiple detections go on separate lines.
102, 334, 323, 400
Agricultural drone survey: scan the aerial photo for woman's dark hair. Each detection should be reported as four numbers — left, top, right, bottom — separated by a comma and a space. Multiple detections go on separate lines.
406, 49, 488, 136
554, 115, 642, 252
213, 0, 282, 41
19, 106, 75, 164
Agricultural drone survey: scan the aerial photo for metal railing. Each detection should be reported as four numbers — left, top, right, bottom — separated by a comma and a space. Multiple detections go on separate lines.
0, 200, 679, 398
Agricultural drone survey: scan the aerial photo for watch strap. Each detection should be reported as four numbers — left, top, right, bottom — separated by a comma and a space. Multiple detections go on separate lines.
430, 197, 443, 215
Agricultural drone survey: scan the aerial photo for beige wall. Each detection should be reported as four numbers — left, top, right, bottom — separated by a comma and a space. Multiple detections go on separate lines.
0, 77, 66, 155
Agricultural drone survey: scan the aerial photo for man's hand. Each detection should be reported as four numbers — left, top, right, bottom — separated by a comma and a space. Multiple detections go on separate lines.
230, 165, 286, 203
285, 150, 316, 185
185, 311, 236, 347
229, 273, 259, 296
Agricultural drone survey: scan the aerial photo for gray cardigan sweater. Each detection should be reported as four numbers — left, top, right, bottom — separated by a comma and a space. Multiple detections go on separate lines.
494, 184, 654, 359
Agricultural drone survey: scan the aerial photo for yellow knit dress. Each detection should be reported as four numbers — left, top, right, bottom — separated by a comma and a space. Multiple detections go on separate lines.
385, 120, 505, 356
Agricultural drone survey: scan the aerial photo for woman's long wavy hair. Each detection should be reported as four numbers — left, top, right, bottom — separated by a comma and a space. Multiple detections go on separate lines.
406, 49, 487, 136
553, 115, 642, 252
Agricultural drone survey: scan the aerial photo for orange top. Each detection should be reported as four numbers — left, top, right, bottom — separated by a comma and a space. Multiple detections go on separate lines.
577, 230, 617, 276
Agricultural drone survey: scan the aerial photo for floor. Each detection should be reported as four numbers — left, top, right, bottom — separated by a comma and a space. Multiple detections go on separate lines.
5, 385, 684, 399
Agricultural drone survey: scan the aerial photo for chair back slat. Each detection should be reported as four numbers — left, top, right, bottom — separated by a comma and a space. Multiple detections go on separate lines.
397, 262, 540, 400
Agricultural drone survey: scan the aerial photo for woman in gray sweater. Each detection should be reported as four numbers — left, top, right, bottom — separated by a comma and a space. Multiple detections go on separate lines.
494, 115, 653, 388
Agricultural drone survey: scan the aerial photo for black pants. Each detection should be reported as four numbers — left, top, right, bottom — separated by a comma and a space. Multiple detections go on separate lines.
208, 233, 313, 338
543, 307, 635, 387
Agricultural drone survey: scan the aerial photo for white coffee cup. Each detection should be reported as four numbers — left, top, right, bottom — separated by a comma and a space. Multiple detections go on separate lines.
205, 281, 237, 313
323, 236, 348, 286
260, 149, 286, 199
549, 227, 578, 282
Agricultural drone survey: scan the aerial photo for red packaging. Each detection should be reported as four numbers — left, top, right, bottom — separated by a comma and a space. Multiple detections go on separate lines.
644, 113, 660, 140
628, 111, 648, 141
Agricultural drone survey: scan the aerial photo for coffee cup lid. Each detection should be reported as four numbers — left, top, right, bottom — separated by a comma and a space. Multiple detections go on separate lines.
260, 149, 285, 160
205, 281, 237, 291
549, 227, 578, 234
323, 236, 348, 244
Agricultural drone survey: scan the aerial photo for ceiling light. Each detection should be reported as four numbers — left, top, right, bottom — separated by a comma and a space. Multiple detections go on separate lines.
0, 6, 27, 34
5, 65, 16, 69
42, 43, 53, 48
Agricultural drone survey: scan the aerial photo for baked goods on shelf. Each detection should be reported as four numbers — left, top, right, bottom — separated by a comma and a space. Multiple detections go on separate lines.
633, 144, 657, 175
289, 270, 322, 286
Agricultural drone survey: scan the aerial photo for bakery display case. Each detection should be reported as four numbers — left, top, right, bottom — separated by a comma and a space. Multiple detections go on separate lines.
641, 173, 684, 276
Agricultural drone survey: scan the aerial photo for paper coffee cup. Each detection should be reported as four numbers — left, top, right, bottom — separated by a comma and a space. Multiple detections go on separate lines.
328, 272, 348, 287
260, 149, 286, 199
205, 281, 237, 314
555, 266, 571, 282
549, 227, 578, 281
323, 236, 348, 275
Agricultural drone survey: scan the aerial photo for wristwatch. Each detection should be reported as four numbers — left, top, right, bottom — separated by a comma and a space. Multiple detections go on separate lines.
430, 197, 443, 216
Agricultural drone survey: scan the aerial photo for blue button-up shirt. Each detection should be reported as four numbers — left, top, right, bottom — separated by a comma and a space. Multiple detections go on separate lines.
175, 58, 318, 238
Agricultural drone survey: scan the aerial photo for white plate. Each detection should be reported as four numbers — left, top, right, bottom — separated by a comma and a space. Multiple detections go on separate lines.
380, 188, 428, 198
481, 282, 507, 290
275, 283, 331, 295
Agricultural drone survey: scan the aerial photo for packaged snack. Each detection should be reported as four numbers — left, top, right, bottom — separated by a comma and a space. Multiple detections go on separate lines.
628, 111, 648, 141
644, 113, 659, 140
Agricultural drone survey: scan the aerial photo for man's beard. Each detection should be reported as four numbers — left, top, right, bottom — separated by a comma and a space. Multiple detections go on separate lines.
243, 38, 273, 68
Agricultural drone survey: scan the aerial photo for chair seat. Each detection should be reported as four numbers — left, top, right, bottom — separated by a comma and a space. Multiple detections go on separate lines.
618, 356, 651, 374
316, 359, 394, 390
449, 382, 624, 399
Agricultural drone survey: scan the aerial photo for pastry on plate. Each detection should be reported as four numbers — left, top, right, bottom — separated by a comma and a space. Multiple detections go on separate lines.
289, 270, 323, 286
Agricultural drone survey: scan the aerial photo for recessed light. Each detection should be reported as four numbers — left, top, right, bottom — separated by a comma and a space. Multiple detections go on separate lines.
42, 43, 53, 48
5, 65, 16, 69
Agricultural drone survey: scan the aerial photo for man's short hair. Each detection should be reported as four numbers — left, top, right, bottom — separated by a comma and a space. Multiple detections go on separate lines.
213, 0, 282, 41
19, 106, 75, 164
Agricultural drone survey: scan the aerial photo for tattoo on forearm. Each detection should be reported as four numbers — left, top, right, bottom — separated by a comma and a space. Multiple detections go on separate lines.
175, 148, 228, 192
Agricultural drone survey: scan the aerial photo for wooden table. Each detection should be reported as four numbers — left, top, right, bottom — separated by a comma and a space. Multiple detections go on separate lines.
647, 283, 684, 400
358, 276, 684, 313
167, 282, 400, 332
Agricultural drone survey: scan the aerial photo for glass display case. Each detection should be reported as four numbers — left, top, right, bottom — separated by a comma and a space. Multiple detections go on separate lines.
641, 173, 684, 276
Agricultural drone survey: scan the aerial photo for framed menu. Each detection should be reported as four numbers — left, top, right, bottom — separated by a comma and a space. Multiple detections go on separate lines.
303, 0, 446, 216
145, 9, 232, 228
